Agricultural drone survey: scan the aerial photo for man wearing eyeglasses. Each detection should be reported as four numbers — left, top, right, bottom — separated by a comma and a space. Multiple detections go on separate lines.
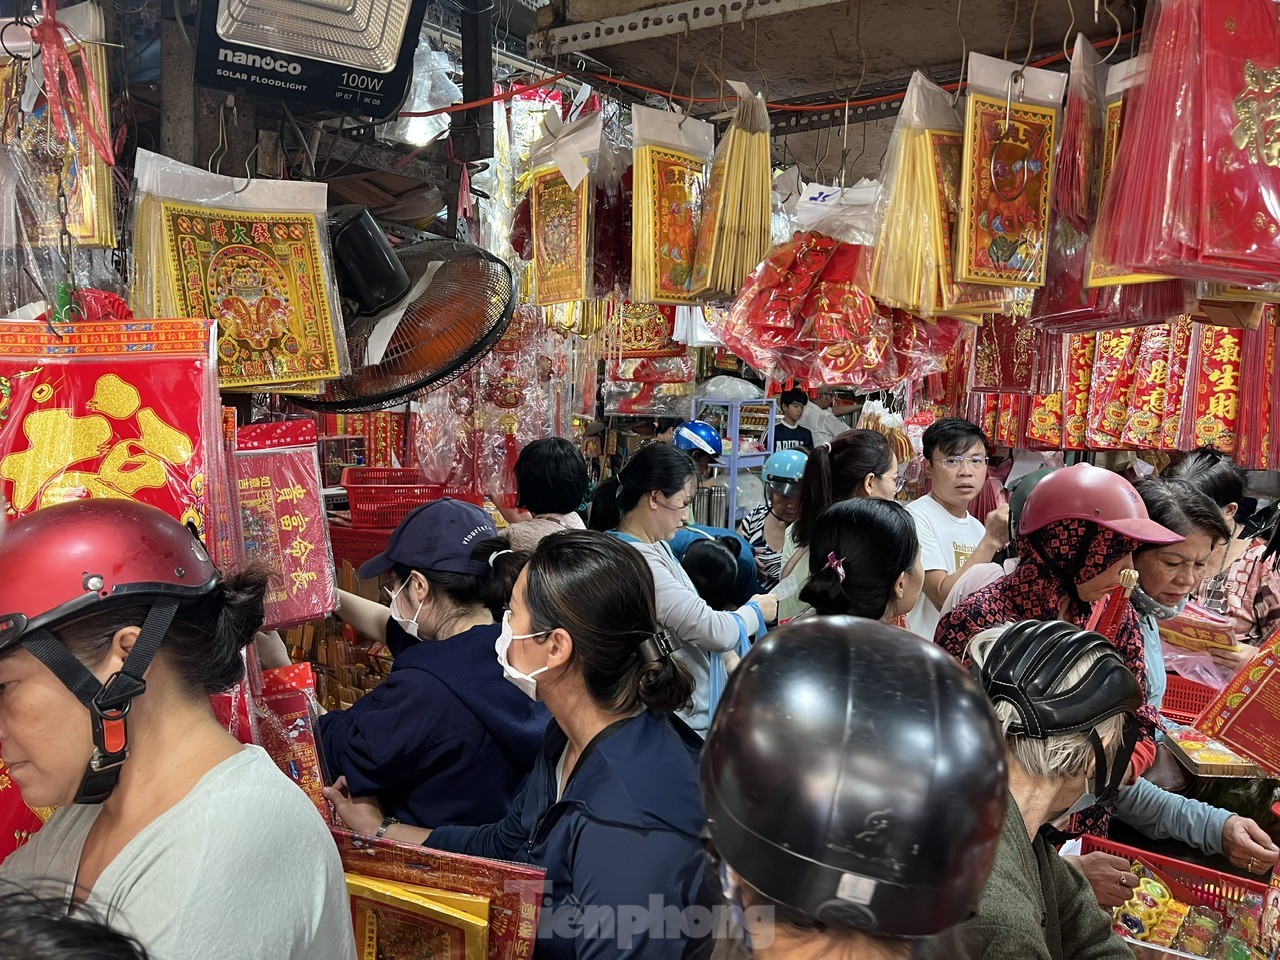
905, 418, 1011, 641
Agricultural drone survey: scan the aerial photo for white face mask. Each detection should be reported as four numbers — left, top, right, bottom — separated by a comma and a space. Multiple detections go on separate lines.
496, 610, 550, 700
388, 581, 425, 640
1064, 791, 1097, 817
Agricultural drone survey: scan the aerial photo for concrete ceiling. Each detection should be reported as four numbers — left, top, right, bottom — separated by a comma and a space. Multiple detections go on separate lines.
532, 0, 1142, 180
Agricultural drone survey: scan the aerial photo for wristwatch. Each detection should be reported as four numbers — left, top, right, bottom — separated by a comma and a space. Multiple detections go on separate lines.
375, 816, 400, 839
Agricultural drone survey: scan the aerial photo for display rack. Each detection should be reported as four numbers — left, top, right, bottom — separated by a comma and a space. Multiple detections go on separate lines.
691, 396, 776, 525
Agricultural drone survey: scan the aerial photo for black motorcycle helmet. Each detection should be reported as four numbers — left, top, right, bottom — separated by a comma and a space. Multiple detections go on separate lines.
974, 620, 1143, 806
701, 617, 1008, 938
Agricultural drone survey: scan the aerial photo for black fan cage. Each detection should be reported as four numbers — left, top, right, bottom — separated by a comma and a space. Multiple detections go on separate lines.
293, 239, 515, 414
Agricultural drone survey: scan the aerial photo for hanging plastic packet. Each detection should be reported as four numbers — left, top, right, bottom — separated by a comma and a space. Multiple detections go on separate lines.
867, 72, 1007, 316
958, 53, 1066, 289
691, 82, 773, 299
527, 111, 602, 306
1053, 35, 1105, 234
379, 43, 461, 148
129, 149, 351, 393
593, 132, 632, 298
1087, 59, 1171, 288
630, 105, 713, 305
0, 1, 116, 248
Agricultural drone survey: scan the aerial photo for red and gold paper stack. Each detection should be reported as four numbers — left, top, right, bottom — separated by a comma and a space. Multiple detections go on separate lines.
958, 93, 1057, 288
333, 829, 545, 960
1185, 324, 1243, 454
1062, 333, 1097, 449
1085, 329, 1138, 449
235, 420, 338, 630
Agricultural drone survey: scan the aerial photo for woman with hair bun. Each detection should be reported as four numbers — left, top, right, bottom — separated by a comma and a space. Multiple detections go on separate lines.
327, 530, 712, 960
778, 428, 899, 620
799, 498, 924, 625
0, 500, 354, 960
588, 443, 776, 735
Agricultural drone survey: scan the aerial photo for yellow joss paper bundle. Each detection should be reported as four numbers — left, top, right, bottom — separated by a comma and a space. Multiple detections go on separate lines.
867, 72, 1002, 319
129, 149, 351, 392
690, 85, 772, 300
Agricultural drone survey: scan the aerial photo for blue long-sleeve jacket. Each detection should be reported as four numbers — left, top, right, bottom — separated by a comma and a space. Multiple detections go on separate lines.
427, 709, 713, 960
317, 622, 548, 828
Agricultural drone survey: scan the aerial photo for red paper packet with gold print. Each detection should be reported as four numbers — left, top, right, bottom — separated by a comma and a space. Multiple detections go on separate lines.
1026, 392, 1064, 449
1161, 316, 1196, 451
1119, 323, 1174, 449
1186, 324, 1244, 454
1062, 333, 1097, 450
1088, 328, 1141, 449
0, 315, 220, 538
1196, 0, 1280, 281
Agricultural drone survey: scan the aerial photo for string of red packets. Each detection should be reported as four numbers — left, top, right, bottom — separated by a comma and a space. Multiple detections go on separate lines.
30, 0, 115, 167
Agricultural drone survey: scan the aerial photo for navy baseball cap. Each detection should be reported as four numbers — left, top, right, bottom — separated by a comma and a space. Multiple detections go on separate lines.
358, 498, 497, 579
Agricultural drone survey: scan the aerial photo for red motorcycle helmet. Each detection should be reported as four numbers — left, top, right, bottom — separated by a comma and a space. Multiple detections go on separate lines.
0, 500, 220, 803
1017, 463, 1182, 546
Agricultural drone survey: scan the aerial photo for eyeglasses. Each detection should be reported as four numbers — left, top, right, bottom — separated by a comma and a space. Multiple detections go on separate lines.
656, 495, 693, 512
934, 456, 991, 470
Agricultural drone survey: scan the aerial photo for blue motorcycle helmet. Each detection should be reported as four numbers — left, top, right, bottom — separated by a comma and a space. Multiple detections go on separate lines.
763, 449, 808, 499
674, 420, 723, 458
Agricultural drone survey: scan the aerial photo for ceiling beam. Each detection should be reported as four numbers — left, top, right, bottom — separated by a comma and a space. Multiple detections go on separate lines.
529, 0, 845, 58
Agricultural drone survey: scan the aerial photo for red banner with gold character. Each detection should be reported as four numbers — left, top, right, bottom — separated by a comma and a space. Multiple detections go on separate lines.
1063, 333, 1097, 450
1189, 324, 1243, 454
0, 318, 217, 538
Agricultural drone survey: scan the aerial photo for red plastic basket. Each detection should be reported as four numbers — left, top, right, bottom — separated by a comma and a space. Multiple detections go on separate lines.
329, 524, 392, 572
1080, 836, 1266, 915
1161, 674, 1216, 725
340, 468, 482, 528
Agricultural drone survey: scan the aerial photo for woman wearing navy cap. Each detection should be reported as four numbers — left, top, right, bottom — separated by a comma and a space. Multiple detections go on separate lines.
327, 531, 713, 960
318, 498, 548, 829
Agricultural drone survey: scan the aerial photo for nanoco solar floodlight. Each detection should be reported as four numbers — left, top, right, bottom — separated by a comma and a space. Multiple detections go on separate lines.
215, 0, 414, 73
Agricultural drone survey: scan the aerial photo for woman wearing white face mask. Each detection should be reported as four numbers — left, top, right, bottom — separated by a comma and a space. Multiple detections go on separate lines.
326, 531, 713, 960
318, 499, 547, 830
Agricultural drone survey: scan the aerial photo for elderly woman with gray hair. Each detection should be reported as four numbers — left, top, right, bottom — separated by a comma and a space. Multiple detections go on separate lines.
920, 620, 1139, 960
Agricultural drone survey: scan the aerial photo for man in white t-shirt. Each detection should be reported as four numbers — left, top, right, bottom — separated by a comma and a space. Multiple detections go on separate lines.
799, 388, 857, 448
906, 418, 1010, 641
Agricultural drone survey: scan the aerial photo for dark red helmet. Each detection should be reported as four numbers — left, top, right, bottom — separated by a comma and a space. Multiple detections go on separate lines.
0, 499, 220, 653
1017, 463, 1182, 545
0, 500, 220, 804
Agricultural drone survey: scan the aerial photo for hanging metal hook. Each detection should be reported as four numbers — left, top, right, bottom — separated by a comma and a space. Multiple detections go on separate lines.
1062, 0, 1076, 60
1003, 0, 1021, 61
1099, 0, 1124, 62
667, 32, 683, 111
1021, 0, 1041, 69
951, 0, 969, 106
231, 143, 260, 195
752, 20, 769, 105
679, 52, 704, 128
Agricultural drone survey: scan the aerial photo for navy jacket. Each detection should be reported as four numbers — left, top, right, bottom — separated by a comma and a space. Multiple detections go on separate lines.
428, 710, 714, 960
317, 622, 548, 827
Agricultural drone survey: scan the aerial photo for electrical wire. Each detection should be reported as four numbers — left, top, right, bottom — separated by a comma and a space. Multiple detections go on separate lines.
585, 29, 1138, 111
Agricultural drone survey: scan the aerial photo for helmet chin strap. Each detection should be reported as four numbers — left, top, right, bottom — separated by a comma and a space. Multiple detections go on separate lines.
1088, 712, 1141, 808
20, 600, 180, 805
